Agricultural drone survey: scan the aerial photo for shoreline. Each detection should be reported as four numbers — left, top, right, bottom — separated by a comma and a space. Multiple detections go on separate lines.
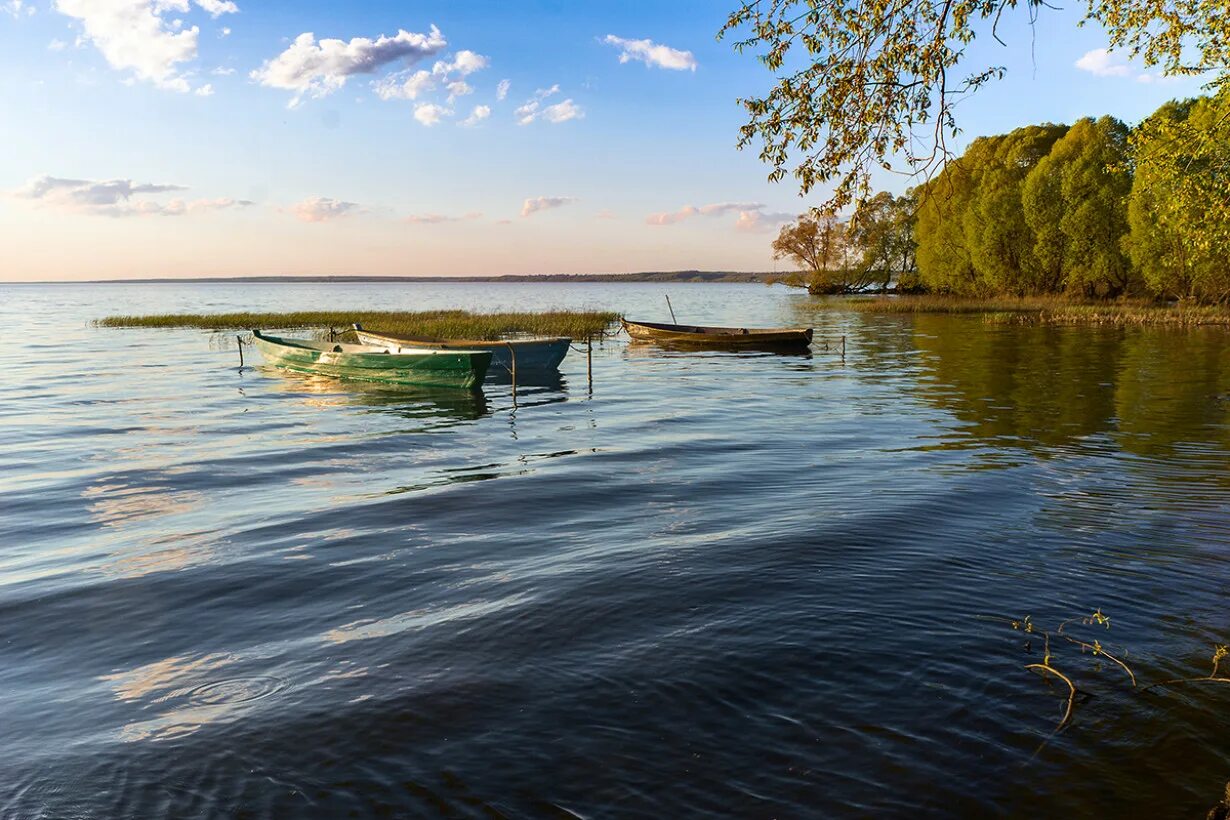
823, 294, 1230, 326
6, 270, 778, 286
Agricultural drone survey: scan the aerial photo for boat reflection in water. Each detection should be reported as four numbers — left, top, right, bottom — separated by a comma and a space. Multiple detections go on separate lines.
256, 369, 492, 426
624, 338, 814, 360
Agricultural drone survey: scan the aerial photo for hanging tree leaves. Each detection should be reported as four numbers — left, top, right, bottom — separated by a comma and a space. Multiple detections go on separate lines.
719, 0, 1230, 210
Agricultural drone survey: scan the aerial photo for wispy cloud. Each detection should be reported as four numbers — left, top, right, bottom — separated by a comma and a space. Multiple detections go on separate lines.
521, 196, 575, 218
515, 85, 582, 125
3, 0, 35, 18
1074, 47, 1177, 83
460, 104, 490, 126
290, 196, 363, 223
646, 201, 792, 232
602, 35, 696, 71
53, 0, 235, 93
13, 174, 253, 217
646, 201, 763, 225
733, 209, 794, 232
372, 48, 489, 103
251, 26, 447, 107
404, 211, 482, 225
496, 78, 510, 100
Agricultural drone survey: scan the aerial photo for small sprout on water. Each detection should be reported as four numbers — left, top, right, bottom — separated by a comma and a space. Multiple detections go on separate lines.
1091, 609, 1110, 629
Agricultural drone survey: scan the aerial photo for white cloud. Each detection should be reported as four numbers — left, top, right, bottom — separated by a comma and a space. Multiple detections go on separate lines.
602, 35, 696, 71
515, 85, 581, 125
193, 82, 213, 96
1074, 48, 1130, 78
49, 38, 68, 51
195, 0, 236, 18
53, 0, 228, 93
372, 48, 488, 103
13, 174, 253, 217
210, 65, 234, 75
460, 104, 490, 126
521, 196, 575, 218
1073, 47, 1179, 83
495, 78, 509, 100
290, 196, 363, 223
252, 26, 447, 107
542, 99, 582, 123
404, 211, 482, 224
219, 25, 229, 36
413, 101, 451, 126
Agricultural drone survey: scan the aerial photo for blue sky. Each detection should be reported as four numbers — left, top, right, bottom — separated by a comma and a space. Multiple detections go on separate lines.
0, 0, 1209, 280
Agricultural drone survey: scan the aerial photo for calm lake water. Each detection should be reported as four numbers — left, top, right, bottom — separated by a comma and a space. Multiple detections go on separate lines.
3, 281, 1230, 818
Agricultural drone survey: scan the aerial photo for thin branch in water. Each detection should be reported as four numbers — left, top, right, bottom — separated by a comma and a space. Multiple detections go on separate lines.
1063, 635, 1136, 687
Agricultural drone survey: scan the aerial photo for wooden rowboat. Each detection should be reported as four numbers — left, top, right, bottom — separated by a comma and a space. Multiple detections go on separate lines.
251, 330, 492, 389
621, 319, 813, 348
351, 325, 571, 372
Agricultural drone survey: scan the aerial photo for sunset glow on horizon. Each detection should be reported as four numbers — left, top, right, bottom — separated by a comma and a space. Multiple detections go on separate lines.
0, 0, 1208, 282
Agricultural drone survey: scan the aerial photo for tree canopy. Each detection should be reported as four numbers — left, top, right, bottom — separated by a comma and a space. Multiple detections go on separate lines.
720, 0, 1230, 210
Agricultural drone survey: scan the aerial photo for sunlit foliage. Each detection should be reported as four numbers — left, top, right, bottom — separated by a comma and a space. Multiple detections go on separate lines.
721, 0, 1229, 210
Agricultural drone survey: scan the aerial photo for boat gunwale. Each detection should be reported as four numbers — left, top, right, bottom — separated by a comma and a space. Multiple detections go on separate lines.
352, 326, 571, 348
253, 329, 491, 358
620, 319, 813, 343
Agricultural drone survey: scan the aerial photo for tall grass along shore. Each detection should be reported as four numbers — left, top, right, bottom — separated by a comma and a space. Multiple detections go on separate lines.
96, 310, 622, 340
835, 296, 1230, 326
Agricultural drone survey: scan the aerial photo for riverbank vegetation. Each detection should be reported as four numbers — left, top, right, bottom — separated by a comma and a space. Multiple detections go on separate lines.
96, 310, 622, 340
842, 296, 1230, 326
766, 89, 1230, 318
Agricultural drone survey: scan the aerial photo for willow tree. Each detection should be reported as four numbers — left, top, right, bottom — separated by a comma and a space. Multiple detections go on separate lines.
966, 123, 1068, 294
720, 0, 1229, 210
1127, 92, 1230, 302
1021, 117, 1135, 296
914, 135, 1005, 294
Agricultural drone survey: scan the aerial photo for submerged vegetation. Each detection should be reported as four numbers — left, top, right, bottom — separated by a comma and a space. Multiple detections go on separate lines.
996, 610, 1230, 755
96, 310, 622, 340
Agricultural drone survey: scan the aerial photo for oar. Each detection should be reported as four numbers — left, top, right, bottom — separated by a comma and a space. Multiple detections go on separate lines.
665, 294, 678, 324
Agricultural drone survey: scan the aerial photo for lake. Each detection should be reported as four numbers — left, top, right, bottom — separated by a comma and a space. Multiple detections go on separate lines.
2, 281, 1229, 817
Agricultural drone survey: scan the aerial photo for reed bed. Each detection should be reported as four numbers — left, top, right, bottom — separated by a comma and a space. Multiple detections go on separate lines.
96, 309, 622, 340
835, 295, 1230, 326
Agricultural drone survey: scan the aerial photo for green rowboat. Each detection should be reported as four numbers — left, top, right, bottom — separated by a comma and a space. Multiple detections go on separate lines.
251, 330, 492, 389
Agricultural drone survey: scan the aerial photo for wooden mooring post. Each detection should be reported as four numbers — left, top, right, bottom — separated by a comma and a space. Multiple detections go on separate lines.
505, 341, 517, 406
587, 335, 593, 394
236, 335, 244, 368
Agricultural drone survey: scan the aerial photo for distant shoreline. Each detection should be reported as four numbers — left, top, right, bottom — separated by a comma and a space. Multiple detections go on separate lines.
11, 270, 779, 285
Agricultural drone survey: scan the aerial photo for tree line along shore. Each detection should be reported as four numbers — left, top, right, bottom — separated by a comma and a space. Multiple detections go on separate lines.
769, 90, 1230, 321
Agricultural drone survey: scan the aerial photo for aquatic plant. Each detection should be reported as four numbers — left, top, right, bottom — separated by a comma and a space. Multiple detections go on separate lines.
996, 609, 1229, 756
96, 310, 622, 341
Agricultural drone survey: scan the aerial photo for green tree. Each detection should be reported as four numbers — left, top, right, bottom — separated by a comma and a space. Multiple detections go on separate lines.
965, 124, 1068, 294
848, 191, 918, 292
914, 135, 1004, 294
771, 212, 851, 293
1021, 116, 1135, 297
1127, 91, 1230, 302
720, 0, 1229, 210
